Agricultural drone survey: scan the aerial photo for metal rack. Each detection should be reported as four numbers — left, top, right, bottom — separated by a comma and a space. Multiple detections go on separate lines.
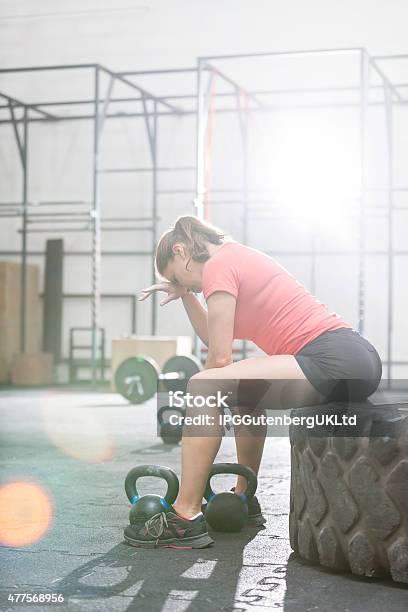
0, 64, 189, 384
0, 49, 407, 385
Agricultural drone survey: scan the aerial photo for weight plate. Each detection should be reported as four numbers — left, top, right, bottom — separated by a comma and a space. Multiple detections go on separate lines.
162, 354, 203, 393
115, 356, 160, 404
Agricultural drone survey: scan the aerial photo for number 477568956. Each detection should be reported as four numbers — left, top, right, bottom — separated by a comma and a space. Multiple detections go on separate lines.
8, 593, 64, 604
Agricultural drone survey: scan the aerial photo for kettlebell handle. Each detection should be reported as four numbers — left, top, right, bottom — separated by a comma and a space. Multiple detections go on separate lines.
125, 464, 179, 506
204, 462, 257, 503
157, 406, 185, 426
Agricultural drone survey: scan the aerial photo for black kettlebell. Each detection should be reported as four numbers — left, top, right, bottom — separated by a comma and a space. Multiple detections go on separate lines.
158, 406, 185, 445
125, 464, 179, 522
204, 463, 257, 532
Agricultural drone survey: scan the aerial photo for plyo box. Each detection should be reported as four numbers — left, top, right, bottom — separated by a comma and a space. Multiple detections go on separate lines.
0, 262, 41, 382
11, 352, 54, 386
111, 335, 193, 392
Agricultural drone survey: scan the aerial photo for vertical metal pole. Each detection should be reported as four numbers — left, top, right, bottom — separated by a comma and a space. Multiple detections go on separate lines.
193, 63, 215, 359
194, 58, 206, 221
358, 50, 369, 335
151, 101, 158, 335
384, 85, 393, 388
131, 295, 137, 334
20, 106, 28, 352
193, 58, 206, 359
69, 328, 74, 383
91, 66, 101, 386
237, 92, 249, 246
237, 90, 249, 359
241, 106, 248, 359
100, 328, 105, 382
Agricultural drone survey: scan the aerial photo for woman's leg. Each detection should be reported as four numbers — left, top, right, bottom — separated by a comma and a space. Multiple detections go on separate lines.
232, 355, 324, 494
233, 413, 267, 495
175, 423, 223, 518
173, 355, 324, 517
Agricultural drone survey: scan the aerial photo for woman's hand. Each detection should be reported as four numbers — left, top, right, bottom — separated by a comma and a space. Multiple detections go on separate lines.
138, 281, 188, 306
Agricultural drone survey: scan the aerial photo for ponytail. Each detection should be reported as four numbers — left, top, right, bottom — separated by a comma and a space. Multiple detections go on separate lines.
155, 215, 226, 275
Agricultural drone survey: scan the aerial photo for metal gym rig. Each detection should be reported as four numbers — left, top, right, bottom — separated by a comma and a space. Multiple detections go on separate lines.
0, 48, 407, 386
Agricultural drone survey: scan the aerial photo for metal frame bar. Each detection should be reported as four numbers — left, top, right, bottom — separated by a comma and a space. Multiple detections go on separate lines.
2, 248, 407, 257
151, 101, 158, 334
203, 61, 264, 109
119, 67, 199, 76
0, 110, 188, 124
198, 47, 364, 61
2, 83, 407, 112
97, 75, 115, 139
358, 49, 370, 335
384, 82, 394, 387
236, 89, 250, 359
0, 91, 56, 119
21, 217, 153, 224
91, 65, 101, 386
20, 107, 28, 352
369, 58, 405, 102
0, 250, 154, 257
99, 65, 180, 113
192, 57, 208, 356
0, 63, 98, 73
8, 102, 25, 164
0, 62, 179, 121
1, 92, 30, 355
194, 57, 207, 221
373, 54, 408, 61
2, 99, 408, 126
18, 226, 155, 233
98, 165, 195, 174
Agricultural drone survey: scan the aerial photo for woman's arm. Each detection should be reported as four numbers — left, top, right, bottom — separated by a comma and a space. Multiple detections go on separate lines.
181, 292, 209, 346
139, 281, 209, 344
205, 292, 235, 368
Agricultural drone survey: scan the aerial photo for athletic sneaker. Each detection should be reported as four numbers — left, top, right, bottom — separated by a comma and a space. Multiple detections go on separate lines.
246, 494, 266, 527
124, 508, 214, 549
202, 490, 266, 527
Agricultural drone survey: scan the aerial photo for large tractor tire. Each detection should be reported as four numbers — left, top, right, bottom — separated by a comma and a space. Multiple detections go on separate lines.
289, 402, 408, 583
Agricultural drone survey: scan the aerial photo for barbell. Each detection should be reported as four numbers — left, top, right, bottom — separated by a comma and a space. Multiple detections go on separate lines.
115, 354, 202, 404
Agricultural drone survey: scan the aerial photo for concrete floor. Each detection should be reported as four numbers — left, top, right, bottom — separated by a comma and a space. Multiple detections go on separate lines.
0, 388, 407, 612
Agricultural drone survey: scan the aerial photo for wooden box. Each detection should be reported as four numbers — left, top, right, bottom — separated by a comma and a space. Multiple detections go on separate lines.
111, 335, 193, 391
11, 352, 54, 386
0, 262, 41, 382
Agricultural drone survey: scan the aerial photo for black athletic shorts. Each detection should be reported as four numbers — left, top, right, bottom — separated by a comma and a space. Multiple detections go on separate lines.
294, 328, 382, 401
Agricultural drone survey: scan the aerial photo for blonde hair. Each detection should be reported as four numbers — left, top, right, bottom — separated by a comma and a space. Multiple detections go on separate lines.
155, 215, 226, 275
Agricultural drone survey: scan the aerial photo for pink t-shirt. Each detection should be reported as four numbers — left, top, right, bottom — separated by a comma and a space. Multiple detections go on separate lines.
202, 242, 352, 356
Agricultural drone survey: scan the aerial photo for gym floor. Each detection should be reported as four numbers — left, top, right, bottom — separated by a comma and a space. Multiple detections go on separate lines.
1, 387, 407, 612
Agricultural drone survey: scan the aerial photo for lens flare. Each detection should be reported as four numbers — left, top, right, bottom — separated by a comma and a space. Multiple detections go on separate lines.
0, 481, 53, 547
41, 392, 114, 463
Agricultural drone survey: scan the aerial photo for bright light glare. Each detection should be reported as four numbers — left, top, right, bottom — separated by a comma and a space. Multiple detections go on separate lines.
255, 110, 361, 231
